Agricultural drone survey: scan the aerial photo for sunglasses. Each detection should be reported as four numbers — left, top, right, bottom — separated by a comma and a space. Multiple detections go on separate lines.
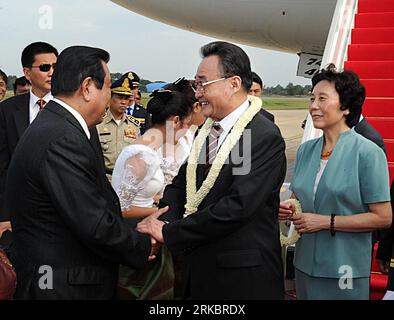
29, 63, 56, 72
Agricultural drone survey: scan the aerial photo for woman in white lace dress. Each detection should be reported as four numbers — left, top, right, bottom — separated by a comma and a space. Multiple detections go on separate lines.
112, 79, 196, 299
158, 79, 206, 192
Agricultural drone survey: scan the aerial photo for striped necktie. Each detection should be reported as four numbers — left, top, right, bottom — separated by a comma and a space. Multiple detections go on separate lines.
206, 124, 223, 166
37, 99, 46, 111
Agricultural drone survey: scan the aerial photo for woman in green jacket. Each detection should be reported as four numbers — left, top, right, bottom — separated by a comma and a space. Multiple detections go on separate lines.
280, 64, 392, 300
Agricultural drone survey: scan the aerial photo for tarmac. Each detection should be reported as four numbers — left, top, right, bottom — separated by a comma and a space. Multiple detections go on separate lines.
270, 109, 309, 182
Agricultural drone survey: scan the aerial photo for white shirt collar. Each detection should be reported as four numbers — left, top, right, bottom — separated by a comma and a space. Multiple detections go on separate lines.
215, 98, 249, 147
53, 98, 91, 139
29, 90, 53, 124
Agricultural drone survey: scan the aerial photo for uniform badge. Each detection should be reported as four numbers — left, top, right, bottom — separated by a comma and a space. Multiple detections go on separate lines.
126, 115, 141, 127
124, 128, 136, 139
122, 78, 130, 90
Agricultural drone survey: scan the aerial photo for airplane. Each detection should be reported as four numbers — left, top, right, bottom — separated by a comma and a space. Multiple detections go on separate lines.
109, 0, 341, 143
110, 0, 336, 57
111, 0, 342, 80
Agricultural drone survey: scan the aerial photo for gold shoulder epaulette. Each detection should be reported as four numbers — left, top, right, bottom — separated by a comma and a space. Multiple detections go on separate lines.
126, 115, 141, 127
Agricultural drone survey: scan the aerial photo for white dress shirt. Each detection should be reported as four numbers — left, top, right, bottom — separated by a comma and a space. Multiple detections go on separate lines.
216, 98, 249, 147
29, 90, 53, 124
53, 98, 91, 139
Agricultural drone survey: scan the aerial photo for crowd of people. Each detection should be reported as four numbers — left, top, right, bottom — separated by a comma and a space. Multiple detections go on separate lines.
0, 40, 393, 300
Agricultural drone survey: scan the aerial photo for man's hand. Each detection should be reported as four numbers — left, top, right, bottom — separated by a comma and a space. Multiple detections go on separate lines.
0, 221, 12, 238
279, 201, 295, 221
292, 213, 330, 234
136, 206, 169, 243
148, 236, 161, 261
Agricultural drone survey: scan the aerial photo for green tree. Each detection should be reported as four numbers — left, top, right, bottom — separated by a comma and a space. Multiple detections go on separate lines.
285, 83, 295, 96
110, 72, 122, 83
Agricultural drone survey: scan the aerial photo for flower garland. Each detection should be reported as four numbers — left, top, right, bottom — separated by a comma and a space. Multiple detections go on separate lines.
280, 198, 302, 246
184, 95, 262, 217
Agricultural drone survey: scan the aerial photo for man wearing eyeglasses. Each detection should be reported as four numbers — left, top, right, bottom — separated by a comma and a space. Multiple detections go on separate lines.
0, 42, 58, 258
137, 41, 287, 299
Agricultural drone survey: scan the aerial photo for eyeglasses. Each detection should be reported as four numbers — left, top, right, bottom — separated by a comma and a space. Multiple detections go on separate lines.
29, 63, 56, 72
192, 77, 226, 93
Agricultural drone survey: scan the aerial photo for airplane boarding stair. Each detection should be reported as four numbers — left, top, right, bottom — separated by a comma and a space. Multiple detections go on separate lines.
345, 0, 394, 300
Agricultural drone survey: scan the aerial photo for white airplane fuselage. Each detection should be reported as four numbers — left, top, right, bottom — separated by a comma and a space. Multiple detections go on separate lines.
111, 0, 337, 55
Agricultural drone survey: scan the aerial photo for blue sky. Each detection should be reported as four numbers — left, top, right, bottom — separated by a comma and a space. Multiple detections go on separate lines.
0, 0, 311, 86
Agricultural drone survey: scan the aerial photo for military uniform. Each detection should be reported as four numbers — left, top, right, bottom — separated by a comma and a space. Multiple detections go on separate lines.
126, 103, 151, 135
123, 71, 152, 135
97, 111, 140, 181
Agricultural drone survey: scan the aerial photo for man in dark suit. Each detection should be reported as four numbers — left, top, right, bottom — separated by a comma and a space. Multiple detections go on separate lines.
376, 180, 394, 270
6, 45, 155, 299
354, 116, 386, 154
353, 116, 388, 255
137, 41, 286, 299
124, 71, 151, 134
0, 42, 58, 248
13, 76, 31, 96
249, 71, 275, 122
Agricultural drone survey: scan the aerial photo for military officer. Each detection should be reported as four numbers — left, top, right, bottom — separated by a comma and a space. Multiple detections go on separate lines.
124, 71, 152, 134
97, 74, 140, 180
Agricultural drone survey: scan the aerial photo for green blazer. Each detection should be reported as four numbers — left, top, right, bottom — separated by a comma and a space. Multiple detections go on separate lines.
290, 130, 390, 278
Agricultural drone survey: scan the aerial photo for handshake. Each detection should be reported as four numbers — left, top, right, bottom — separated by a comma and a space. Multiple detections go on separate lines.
136, 206, 169, 261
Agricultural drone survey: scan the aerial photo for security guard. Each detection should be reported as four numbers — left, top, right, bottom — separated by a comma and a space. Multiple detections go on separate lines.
97, 74, 141, 181
124, 71, 152, 134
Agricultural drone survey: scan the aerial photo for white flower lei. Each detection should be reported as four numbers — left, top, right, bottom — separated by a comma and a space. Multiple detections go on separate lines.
184, 95, 262, 217
280, 198, 301, 246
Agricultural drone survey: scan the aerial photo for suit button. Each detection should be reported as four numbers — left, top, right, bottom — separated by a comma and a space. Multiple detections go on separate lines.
113, 200, 119, 206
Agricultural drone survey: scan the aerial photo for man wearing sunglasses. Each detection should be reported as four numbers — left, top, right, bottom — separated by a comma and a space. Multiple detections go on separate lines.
0, 42, 58, 260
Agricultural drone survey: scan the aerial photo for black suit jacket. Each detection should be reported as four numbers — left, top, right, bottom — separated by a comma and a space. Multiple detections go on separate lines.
377, 181, 394, 261
132, 104, 151, 135
6, 100, 151, 299
354, 118, 387, 247
354, 118, 386, 154
0, 93, 30, 221
159, 110, 286, 299
261, 108, 275, 123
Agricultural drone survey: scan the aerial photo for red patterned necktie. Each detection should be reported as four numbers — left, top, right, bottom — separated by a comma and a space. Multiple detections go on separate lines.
37, 99, 46, 111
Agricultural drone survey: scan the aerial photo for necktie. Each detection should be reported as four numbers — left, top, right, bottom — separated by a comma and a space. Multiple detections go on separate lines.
37, 99, 46, 111
125, 105, 133, 116
206, 124, 223, 166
